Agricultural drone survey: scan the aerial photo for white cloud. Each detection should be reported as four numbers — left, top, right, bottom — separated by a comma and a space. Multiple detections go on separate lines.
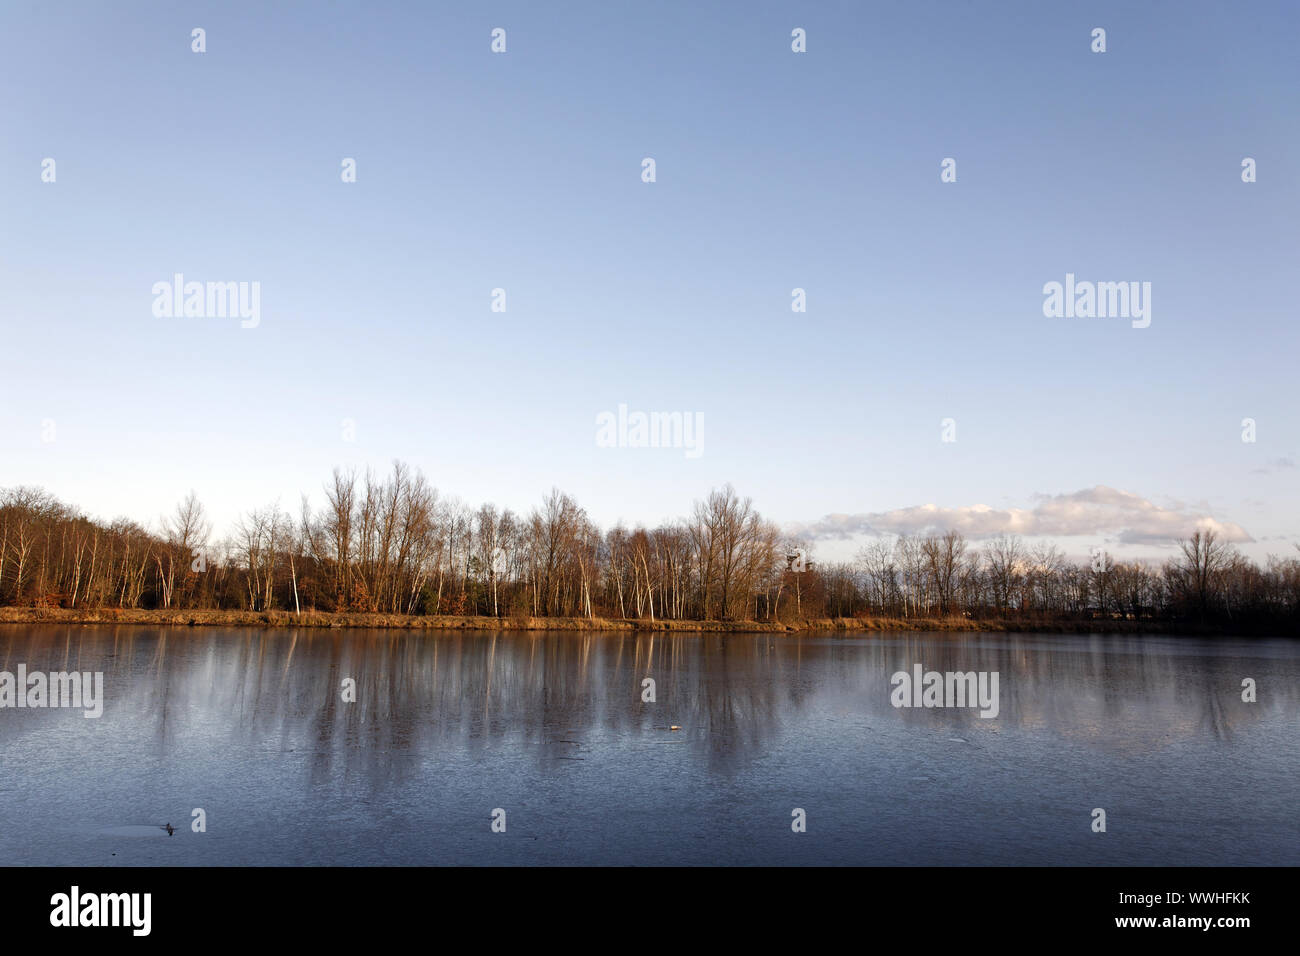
1252, 457, 1296, 475
793, 485, 1252, 546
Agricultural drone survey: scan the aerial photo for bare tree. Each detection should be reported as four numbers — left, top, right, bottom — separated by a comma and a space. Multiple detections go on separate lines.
1176, 529, 1235, 618
984, 534, 1024, 615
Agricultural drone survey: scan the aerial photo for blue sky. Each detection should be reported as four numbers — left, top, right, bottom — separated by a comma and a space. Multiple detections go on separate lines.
2, 1, 1297, 563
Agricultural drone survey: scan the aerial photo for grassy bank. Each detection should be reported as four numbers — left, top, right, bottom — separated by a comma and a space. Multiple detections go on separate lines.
0, 606, 789, 632
0, 606, 1269, 634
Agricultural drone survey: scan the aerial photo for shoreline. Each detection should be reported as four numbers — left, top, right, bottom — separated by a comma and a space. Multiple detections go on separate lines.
0, 606, 1283, 635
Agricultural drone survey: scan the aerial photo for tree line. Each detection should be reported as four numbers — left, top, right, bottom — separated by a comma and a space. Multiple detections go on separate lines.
1, 465, 1297, 630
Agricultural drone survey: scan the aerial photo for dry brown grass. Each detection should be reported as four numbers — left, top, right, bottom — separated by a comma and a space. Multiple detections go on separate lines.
0, 607, 793, 632
0, 606, 1184, 634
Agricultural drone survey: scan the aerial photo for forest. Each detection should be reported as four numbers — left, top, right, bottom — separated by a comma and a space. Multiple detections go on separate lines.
1, 462, 1297, 631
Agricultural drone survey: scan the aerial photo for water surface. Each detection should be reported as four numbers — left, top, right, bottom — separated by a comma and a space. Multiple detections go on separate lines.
1, 626, 1296, 865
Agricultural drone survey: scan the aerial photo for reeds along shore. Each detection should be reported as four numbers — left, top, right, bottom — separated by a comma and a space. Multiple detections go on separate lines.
2, 472, 1298, 634
0, 606, 1286, 636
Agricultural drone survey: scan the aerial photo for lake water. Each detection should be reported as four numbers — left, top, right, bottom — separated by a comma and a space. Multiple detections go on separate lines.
1, 626, 1296, 866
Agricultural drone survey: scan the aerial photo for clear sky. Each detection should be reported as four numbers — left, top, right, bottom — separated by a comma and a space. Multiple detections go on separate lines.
2, 1, 1297, 564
